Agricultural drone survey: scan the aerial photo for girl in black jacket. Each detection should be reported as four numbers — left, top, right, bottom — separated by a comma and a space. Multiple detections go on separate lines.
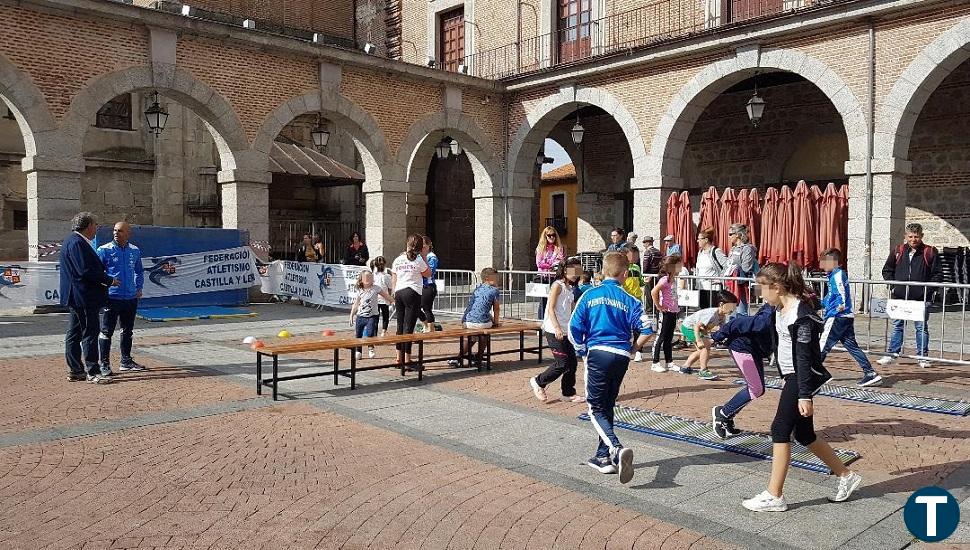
741, 262, 863, 513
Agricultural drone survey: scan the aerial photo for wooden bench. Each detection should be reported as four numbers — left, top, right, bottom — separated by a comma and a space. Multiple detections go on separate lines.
255, 321, 543, 399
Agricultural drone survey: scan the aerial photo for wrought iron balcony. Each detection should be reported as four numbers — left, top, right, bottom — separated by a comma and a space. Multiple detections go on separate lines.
463, 0, 848, 80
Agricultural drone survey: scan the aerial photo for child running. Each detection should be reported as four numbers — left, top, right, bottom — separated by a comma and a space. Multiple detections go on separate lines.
819, 248, 881, 387
741, 262, 862, 512
370, 256, 393, 337
569, 252, 652, 484
448, 267, 502, 368
349, 270, 392, 359
650, 254, 684, 373
680, 290, 739, 380
710, 303, 776, 439
530, 257, 584, 403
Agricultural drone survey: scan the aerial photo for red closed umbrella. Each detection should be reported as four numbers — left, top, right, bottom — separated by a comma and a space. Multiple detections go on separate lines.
837, 184, 849, 258
678, 190, 697, 268
748, 188, 761, 250
736, 191, 753, 248
698, 186, 720, 237
759, 188, 778, 265
791, 180, 819, 270
666, 191, 681, 246
718, 187, 739, 254
776, 185, 795, 265
817, 183, 840, 260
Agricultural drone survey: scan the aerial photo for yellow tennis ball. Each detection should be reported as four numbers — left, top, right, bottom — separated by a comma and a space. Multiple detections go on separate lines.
278, 330, 292, 338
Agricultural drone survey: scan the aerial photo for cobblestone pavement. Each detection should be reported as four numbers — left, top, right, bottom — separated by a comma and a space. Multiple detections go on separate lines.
0, 303, 967, 549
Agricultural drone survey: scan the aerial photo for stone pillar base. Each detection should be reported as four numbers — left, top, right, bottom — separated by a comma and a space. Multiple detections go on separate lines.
364, 189, 408, 260
26, 167, 83, 262
846, 159, 909, 283
220, 174, 270, 260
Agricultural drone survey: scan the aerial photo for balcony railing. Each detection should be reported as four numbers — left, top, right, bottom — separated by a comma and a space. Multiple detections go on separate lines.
462, 0, 846, 80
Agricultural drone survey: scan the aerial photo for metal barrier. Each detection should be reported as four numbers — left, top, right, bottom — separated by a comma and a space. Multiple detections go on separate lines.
432, 269, 480, 316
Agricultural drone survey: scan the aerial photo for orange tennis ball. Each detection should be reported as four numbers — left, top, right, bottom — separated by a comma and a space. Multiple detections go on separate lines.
251, 340, 265, 350
323, 329, 336, 336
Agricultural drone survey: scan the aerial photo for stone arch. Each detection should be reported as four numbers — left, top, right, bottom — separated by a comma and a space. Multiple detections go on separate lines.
0, 52, 56, 157
877, 18, 970, 160
647, 46, 868, 185
252, 90, 392, 186
60, 66, 249, 170
507, 86, 648, 192
397, 110, 501, 195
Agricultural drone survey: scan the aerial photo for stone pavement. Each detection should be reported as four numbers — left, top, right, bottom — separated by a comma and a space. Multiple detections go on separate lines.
0, 303, 967, 549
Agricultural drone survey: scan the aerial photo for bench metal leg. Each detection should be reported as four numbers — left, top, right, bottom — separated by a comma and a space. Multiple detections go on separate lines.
520, 331, 525, 362
417, 340, 424, 381
350, 347, 356, 390
486, 334, 492, 371
537, 329, 543, 364
333, 349, 339, 385
272, 354, 278, 401
459, 335, 465, 367
256, 353, 262, 395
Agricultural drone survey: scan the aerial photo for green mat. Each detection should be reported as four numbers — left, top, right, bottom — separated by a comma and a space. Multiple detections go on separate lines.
579, 405, 860, 474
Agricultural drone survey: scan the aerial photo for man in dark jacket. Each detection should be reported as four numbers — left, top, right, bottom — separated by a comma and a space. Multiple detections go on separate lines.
59, 212, 118, 384
878, 223, 942, 368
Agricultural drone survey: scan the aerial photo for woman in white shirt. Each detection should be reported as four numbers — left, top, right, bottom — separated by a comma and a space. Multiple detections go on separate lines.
529, 258, 584, 403
694, 227, 728, 308
390, 234, 432, 368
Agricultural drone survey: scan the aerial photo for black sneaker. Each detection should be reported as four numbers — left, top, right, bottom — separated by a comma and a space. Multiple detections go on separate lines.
711, 406, 728, 439
119, 361, 147, 372
723, 417, 742, 436
67, 373, 87, 382
587, 456, 616, 474
857, 372, 882, 387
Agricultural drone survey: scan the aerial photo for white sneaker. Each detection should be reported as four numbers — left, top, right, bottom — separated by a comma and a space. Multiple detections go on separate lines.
355, 351, 362, 360
918, 360, 931, 368
529, 377, 547, 402
368, 347, 376, 359
742, 490, 788, 512
667, 362, 682, 373
876, 355, 896, 366
614, 447, 634, 484
828, 471, 862, 502
650, 362, 667, 373
633, 351, 643, 362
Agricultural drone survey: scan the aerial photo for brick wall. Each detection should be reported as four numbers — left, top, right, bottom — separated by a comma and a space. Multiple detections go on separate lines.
158, 0, 356, 39
907, 58, 970, 249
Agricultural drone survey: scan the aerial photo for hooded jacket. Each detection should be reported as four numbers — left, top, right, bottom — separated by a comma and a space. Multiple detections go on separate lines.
881, 242, 942, 301
711, 304, 775, 363
774, 302, 832, 399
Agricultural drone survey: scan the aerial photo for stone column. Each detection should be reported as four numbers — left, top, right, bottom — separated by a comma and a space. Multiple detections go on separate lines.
845, 158, 909, 284
576, 192, 616, 252
363, 179, 408, 260
24, 156, 84, 262
472, 187, 533, 272
219, 169, 271, 259
405, 193, 428, 237
631, 177, 683, 243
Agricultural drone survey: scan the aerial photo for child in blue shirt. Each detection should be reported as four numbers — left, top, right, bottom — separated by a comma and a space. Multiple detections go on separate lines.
820, 248, 880, 387
449, 267, 501, 368
569, 252, 652, 484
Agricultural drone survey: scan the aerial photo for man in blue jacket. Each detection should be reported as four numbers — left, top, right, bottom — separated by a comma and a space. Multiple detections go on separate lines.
97, 221, 145, 373
569, 252, 652, 484
59, 212, 118, 384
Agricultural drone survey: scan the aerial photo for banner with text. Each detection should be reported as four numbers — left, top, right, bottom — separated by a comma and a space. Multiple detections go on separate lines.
0, 246, 259, 308
260, 261, 368, 307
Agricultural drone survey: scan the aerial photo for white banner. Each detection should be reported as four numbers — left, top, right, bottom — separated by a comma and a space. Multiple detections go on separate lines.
260, 261, 368, 307
885, 299, 927, 322
678, 289, 700, 308
525, 282, 549, 298
869, 298, 888, 319
0, 246, 259, 308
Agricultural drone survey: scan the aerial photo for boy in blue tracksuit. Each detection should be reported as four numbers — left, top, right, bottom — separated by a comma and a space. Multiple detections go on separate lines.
819, 248, 880, 387
568, 252, 651, 484
96, 222, 145, 374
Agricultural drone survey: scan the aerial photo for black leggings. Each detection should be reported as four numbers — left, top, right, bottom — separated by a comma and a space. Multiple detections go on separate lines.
535, 332, 578, 397
652, 311, 678, 363
770, 374, 818, 446
378, 304, 390, 331
417, 285, 437, 324
395, 288, 422, 354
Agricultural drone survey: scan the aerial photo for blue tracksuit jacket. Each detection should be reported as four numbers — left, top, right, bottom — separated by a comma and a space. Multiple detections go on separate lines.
97, 241, 144, 300
568, 279, 643, 358
822, 267, 853, 319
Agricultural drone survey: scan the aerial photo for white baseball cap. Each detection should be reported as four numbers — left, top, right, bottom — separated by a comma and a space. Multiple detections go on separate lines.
663, 235, 675, 241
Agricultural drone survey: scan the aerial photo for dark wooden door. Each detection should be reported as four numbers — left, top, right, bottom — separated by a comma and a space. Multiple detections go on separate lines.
439, 7, 465, 72
729, 0, 784, 23
558, 0, 591, 63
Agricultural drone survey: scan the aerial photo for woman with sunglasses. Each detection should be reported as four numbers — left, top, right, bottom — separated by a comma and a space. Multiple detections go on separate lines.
535, 226, 566, 320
